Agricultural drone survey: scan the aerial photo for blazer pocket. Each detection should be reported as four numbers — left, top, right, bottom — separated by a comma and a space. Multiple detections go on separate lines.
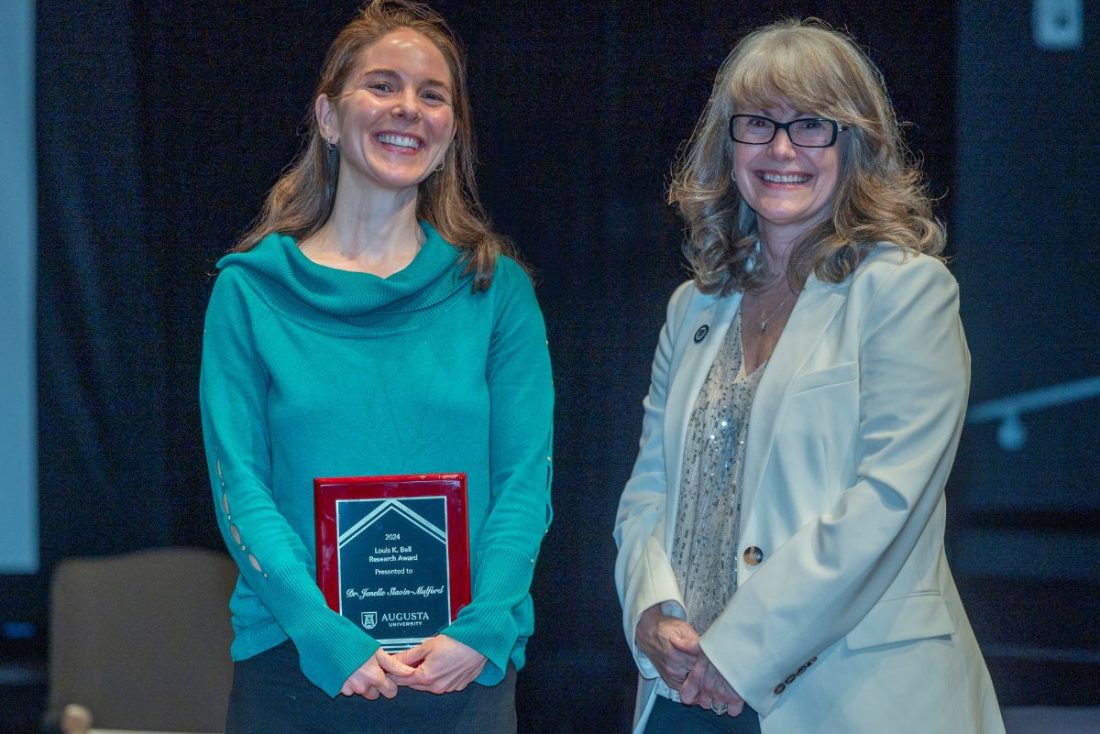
788, 361, 858, 396
845, 592, 956, 651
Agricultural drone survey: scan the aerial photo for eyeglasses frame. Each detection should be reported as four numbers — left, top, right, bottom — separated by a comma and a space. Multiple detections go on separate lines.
728, 114, 848, 148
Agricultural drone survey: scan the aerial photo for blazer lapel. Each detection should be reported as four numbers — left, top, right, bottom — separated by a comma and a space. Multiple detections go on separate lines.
664, 290, 742, 542
740, 276, 849, 514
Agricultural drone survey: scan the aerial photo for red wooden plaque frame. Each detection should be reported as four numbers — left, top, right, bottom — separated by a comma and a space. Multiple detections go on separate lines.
314, 473, 471, 636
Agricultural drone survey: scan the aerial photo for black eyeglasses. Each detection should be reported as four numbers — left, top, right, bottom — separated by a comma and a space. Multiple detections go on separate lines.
729, 114, 847, 148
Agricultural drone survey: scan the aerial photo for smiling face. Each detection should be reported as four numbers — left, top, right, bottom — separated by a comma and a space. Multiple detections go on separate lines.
317, 28, 456, 198
732, 99, 845, 246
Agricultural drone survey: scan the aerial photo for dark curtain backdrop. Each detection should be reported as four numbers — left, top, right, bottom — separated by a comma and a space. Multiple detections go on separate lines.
950, 0, 1100, 705
25, 1, 1094, 731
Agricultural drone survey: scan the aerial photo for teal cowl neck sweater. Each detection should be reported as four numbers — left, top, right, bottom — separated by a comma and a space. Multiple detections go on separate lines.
200, 223, 553, 696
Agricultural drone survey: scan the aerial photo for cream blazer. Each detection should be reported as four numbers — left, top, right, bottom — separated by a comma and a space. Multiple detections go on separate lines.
614, 248, 1004, 733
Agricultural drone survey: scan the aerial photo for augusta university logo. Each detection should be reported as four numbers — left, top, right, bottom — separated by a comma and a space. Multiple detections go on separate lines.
361, 611, 378, 630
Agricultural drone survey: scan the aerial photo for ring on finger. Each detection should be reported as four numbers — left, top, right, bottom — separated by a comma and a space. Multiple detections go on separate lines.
711, 702, 728, 715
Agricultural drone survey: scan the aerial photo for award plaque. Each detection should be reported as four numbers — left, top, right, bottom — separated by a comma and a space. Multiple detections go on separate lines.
314, 473, 471, 651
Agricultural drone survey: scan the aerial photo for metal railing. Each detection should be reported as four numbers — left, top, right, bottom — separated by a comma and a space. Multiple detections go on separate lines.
966, 375, 1100, 450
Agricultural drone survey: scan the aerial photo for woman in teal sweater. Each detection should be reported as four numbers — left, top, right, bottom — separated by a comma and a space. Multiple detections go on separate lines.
199, 2, 553, 731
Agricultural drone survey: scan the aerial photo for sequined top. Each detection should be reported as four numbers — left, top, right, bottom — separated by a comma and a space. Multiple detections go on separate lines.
671, 311, 765, 634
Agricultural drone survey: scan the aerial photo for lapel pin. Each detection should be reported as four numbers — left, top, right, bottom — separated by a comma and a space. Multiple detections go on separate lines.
694, 325, 709, 343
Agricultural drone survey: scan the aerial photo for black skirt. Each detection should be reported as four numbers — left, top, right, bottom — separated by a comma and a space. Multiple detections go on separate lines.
226, 640, 516, 734
644, 694, 761, 734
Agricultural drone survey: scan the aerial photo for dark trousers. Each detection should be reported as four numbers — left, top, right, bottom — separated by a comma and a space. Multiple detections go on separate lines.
643, 694, 762, 734
226, 640, 516, 734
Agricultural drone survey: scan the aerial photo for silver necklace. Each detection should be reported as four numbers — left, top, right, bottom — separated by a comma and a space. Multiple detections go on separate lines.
756, 290, 794, 333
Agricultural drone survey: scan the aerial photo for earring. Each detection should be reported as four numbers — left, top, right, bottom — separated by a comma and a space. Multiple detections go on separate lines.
434, 160, 445, 173
325, 138, 337, 152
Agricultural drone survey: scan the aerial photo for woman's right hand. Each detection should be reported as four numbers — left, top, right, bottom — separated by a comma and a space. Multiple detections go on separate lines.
635, 603, 702, 690
340, 648, 417, 700
677, 645, 745, 716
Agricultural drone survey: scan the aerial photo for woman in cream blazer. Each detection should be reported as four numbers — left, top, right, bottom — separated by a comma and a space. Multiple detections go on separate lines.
614, 20, 1004, 734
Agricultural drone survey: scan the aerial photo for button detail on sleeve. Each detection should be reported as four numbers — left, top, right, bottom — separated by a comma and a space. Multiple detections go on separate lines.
773, 656, 818, 696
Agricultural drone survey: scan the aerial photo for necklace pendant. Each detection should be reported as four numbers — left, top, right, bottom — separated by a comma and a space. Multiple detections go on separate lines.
755, 289, 794, 336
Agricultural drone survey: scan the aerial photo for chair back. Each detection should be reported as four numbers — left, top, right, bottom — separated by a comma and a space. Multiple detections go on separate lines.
46, 547, 237, 732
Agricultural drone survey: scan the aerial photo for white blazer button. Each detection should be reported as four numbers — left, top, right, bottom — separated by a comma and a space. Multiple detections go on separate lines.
743, 546, 764, 565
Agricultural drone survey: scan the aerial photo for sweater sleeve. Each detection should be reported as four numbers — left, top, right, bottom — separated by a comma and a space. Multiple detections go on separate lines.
199, 270, 381, 697
441, 259, 555, 681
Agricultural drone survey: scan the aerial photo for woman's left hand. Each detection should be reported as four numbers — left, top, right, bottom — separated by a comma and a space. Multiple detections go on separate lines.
392, 634, 487, 694
675, 641, 745, 716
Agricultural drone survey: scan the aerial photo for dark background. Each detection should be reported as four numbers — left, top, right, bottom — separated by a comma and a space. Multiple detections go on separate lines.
5, 1, 1097, 731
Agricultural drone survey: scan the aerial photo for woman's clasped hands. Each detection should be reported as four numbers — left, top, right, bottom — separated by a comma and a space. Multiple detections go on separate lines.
635, 604, 745, 716
340, 634, 488, 700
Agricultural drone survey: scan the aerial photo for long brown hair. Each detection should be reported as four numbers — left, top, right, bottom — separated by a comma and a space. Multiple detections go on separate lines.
236, 0, 510, 291
669, 18, 944, 295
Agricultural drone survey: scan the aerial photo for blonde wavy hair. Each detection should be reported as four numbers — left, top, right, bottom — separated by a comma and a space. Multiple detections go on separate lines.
235, 0, 511, 291
669, 18, 944, 294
